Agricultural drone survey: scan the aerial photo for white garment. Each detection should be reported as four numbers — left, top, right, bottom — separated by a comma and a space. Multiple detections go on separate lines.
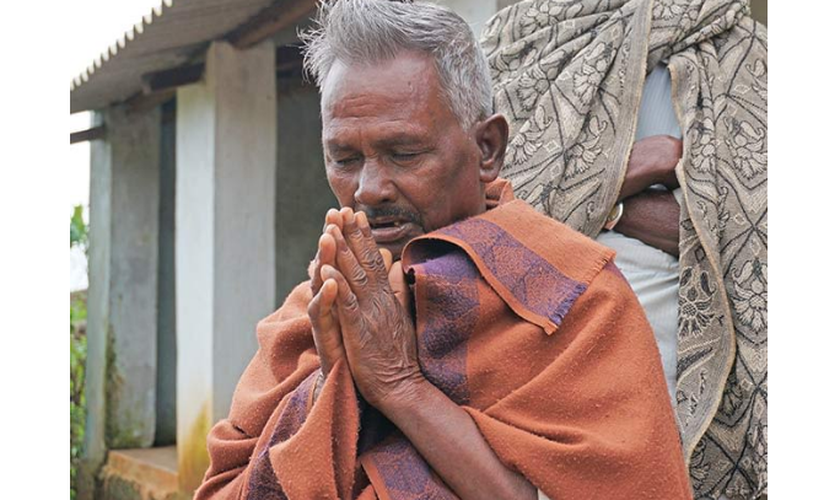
595, 63, 681, 404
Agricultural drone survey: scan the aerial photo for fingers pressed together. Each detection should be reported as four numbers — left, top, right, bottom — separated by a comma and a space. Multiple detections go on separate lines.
308, 207, 403, 376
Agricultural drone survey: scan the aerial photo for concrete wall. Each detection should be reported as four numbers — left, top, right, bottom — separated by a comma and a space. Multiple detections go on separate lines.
80, 106, 162, 499
88, 105, 161, 452
275, 83, 337, 304
156, 100, 177, 447
79, 111, 111, 500
175, 40, 277, 492
751, 0, 767, 25
107, 106, 161, 450
270, 8, 335, 304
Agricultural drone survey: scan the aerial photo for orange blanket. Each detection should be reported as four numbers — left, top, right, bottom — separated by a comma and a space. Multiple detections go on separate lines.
196, 187, 691, 500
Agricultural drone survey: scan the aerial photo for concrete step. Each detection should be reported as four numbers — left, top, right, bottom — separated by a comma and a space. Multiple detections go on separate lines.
99, 446, 192, 500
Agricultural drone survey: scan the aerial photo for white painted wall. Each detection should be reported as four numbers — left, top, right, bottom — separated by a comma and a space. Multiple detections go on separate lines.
175, 39, 277, 491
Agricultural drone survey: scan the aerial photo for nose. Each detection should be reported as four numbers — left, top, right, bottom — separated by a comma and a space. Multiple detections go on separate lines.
354, 159, 397, 207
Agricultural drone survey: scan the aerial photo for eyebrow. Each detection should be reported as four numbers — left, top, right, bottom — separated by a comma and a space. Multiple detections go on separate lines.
375, 134, 429, 149
325, 143, 356, 156
326, 132, 431, 155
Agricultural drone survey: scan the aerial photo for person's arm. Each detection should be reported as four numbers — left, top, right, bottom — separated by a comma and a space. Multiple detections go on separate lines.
614, 189, 681, 257
199, 209, 360, 499
195, 283, 323, 500
618, 135, 681, 200
611, 135, 682, 256
379, 377, 538, 500
319, 208, 536, 500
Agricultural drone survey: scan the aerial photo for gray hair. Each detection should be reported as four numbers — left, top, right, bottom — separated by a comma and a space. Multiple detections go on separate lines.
301, 0, 493, 130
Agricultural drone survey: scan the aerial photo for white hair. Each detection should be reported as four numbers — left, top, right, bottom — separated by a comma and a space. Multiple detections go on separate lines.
301, 0, 493, 130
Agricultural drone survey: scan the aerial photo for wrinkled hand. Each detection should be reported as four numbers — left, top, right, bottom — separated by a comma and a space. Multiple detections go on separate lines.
619, 135, 682, 200
319, 208, 422, 408
307, 208, 346, 376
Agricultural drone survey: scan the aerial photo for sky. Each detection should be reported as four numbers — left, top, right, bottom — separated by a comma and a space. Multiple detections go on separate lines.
69, 0, 167, 290
69, 0, 169, 212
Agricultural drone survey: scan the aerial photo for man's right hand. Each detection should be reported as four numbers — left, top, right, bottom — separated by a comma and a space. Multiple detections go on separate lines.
308, 209, 346, 376
307, 210, 402, 379
618, 135, 682, 200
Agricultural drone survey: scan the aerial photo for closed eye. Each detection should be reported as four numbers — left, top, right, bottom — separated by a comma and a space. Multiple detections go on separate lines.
334, 156, 362, 168
391, 151, 425, 163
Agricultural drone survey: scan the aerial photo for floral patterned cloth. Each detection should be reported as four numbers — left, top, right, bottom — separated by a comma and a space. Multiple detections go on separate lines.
481, 1, 767, 498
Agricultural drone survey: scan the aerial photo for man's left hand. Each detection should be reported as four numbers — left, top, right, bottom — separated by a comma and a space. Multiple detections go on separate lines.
319, 208, 424, 409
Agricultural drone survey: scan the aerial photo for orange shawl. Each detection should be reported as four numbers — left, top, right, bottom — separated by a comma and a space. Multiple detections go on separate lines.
195, 183, 691, 500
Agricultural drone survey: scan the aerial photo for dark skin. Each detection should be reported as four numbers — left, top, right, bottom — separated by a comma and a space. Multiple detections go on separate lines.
616, 189, 681, 256
308, 52, 535, 500
614, 135, 682, 257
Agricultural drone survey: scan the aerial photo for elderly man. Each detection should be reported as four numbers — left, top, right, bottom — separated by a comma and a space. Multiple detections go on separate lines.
195, 1, 690, 499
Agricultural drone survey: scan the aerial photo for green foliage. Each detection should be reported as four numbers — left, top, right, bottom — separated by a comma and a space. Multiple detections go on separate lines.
70, 203, 89, 500
71, 292, 87, 500
70, 205, 88, 250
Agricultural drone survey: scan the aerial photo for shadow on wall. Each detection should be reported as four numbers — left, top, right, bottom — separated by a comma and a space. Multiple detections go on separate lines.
751, 0, 766, 26
275, 83, 338, 305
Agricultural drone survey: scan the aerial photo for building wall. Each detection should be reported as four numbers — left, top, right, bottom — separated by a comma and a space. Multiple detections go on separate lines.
751, 0, 767, 26
156, 101, 177, 446
275, 83, 337, 305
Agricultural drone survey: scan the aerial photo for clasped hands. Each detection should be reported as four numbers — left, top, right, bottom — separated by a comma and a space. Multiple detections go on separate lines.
307, 207, 423, 409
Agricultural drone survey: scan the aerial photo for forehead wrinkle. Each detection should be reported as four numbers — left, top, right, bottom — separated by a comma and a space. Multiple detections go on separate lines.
326, 82, 422, 120
321, 52, 461, 154
325, 120, 432, 152
322, 53, 438, 109
329, 94, 398, 115
325, 93, 432, 143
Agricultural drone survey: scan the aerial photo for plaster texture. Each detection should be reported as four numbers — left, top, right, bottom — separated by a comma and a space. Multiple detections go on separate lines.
175, 40, 277, 491
81, 106, 161, 497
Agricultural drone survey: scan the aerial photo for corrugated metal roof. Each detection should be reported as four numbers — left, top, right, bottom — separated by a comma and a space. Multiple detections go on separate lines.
70, 0, 285, 113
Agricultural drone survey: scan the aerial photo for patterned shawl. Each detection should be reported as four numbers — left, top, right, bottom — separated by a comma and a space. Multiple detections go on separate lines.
195, 185, 691, 499
480, 1, 767, 498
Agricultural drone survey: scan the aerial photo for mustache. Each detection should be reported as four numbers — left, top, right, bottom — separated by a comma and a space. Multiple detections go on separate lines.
360, 205, 422, 226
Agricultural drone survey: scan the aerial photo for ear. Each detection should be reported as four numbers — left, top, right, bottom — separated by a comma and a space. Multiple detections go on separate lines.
474, 113, 509, 183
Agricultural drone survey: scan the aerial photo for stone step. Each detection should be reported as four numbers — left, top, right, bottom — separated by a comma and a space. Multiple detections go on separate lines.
99, 446, 192, 500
